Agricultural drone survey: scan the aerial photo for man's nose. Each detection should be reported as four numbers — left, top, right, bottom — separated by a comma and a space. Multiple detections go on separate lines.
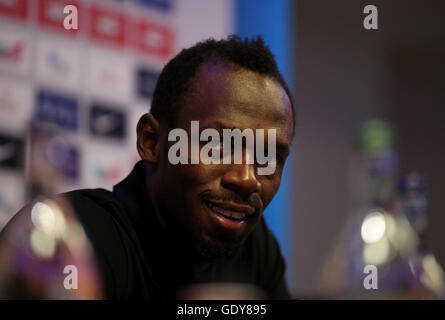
221, 162, 262, 197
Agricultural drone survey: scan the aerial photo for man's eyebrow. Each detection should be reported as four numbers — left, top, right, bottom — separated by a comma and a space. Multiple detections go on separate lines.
199, 120, 235, 132
200, 120, 290, 152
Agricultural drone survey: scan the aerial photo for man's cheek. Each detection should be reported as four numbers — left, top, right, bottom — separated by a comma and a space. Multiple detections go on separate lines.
260, 180, 281, 208
180, 163, 225, 185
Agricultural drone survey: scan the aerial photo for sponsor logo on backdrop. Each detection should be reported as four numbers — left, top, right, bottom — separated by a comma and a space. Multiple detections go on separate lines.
45, 49, 70, 74
89, 104, 126, 140
46, 137, 79, 180
38, 0, 80, 34
0, 41, 22, 63
135, 17, 174, 60
83, 143, 138, 188
0, 133, 24, 169
138, 0, 174, 13
36, 39, 80, 88
0, 0, 28, 21
0, 28, 30, 75
90, 162, 125, 186
88, 51, 132, 102
0, 78, 33, 133
35, 90, 79, 131
89, 4, 125, 47
136, 67, 159, 100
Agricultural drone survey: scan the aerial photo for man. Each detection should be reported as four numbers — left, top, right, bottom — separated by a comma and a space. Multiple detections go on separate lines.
1, 35, 295, 299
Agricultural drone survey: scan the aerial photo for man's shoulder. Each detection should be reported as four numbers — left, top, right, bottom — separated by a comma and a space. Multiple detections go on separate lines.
245, 216, 291, 299
64, 188, 115, 208
234, 216, 282, 273
62, 188, 124, 234
61, 187, 138, 255
62, 187, 128, 236
61, 188, 146, 298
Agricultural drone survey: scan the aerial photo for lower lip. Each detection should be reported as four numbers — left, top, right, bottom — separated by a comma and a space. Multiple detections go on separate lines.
204, 202, 248, 233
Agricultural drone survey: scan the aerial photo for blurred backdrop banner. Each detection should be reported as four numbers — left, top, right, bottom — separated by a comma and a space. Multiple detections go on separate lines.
0, 0, 233, 229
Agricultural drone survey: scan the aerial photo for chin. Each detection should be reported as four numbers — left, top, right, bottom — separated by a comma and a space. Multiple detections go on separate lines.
191, 232, 245, 261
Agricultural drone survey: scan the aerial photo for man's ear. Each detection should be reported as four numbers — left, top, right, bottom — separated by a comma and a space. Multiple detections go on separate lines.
137, 113, 160, 163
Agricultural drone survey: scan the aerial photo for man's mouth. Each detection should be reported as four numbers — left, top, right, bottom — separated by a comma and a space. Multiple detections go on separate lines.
201, 198, 257, 235
204, 201, 246, 221
203, 200, 247, 234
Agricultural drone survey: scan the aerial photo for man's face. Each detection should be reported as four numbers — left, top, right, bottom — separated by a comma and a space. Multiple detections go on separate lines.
154, 62, 293, 259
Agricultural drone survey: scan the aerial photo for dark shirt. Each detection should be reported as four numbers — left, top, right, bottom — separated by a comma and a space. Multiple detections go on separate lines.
3, 161, 291, 299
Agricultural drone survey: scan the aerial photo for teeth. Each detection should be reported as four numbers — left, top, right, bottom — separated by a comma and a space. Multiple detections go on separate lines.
231, 211, 246, 219
207, 202, 246, 220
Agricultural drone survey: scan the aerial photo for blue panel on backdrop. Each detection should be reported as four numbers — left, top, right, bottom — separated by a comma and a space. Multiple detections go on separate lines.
35, 90, 79, 131
137, 0, 174, 13
236, 0, 295, 292
137, 67, 159, 100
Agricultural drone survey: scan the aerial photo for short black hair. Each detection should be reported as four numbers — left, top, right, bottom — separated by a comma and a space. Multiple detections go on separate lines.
150, 35, 295, 135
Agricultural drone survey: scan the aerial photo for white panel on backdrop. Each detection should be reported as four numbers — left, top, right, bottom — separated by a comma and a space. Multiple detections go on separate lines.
36, 37, 81, 90
0, 77, 33, 135
0, 24, 32, 76
86, 49, 133, 104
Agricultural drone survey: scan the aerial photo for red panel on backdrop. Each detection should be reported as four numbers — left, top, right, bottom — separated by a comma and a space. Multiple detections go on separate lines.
89, 4, 126, 48
0, 0, 28, 21
38, 0, 80, 34
135, 18, 174, 60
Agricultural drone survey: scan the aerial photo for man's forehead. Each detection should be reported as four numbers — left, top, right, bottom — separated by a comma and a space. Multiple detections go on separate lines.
193, 61, 279, 96
181, 62, 292, 132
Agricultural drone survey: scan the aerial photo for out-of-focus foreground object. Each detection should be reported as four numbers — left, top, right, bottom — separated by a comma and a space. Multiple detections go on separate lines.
318, 119, 444, 299
0, 195, 102, 299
